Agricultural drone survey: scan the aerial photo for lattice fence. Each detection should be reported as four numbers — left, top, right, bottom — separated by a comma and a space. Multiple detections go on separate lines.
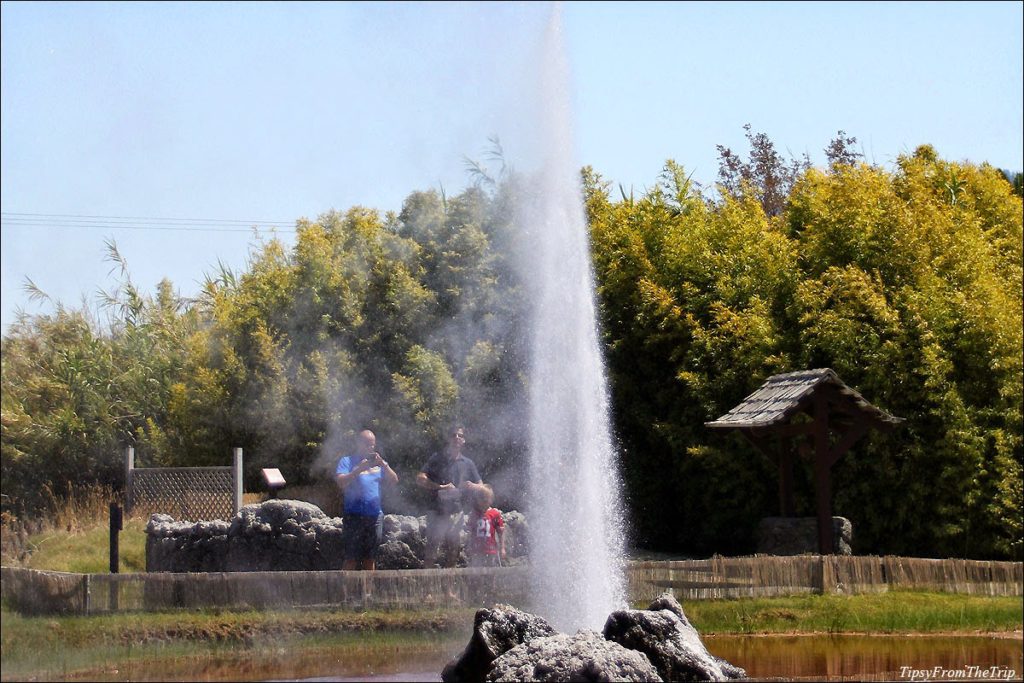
125, 447, 242, 522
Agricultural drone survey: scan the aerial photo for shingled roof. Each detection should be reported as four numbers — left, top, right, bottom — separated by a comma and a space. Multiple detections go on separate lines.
705, 368, 903, 430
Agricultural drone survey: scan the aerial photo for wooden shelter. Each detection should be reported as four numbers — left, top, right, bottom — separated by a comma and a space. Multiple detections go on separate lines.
705, 368, 903, 554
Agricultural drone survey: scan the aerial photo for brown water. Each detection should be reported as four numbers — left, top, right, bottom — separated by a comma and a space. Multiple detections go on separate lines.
11, 633, 1021, 682
705, 634, 1023, 681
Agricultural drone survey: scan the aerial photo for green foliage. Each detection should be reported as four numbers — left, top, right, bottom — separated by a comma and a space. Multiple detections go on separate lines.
1, 246, 199, 512
590, 136, 1022, 559
3, 134, 1020, 560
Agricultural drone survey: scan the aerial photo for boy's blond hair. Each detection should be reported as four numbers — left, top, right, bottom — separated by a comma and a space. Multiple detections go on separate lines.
472, 483, 494, 509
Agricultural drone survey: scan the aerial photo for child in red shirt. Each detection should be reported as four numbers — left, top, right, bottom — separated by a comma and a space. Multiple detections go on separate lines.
465, 483, 505, 567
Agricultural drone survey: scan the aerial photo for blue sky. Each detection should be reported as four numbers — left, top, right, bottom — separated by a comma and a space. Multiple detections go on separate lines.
2, 1, 1022, 333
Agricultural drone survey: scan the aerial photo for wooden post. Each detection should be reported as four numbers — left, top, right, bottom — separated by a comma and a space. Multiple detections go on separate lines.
813, 392, 833, 555
124, 446, 135, 517
109, 503, 122, 574
82, 574, 91, 616
233, 448, 243, 513
778, 437, 795, 517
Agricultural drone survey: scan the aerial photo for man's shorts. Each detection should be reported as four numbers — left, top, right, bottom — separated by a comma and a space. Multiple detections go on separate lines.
342, 512, 383, 561
426, 510, 464, 549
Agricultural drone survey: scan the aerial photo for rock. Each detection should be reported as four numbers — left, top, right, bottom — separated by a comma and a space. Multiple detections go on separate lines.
228, 499, 327, 536
645, 593, 745, 679
383, 514, 427, 558
756, 516, 852, 555
646, 591, 692, 626
501, 511, 529, 559
486, 630, 661, 682
147, 500, 531, 572
714, 657, 748, 680
602, 593, 745, 681
442, 604, 558, 683
376, 540, 422, 570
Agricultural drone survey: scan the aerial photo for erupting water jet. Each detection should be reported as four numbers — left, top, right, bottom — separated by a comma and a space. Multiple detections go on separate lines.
520, 5, 627, 632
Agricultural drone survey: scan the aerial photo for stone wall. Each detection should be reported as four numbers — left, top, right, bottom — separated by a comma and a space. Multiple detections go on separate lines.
145, 499, 529, 572
756, 516, 853, 555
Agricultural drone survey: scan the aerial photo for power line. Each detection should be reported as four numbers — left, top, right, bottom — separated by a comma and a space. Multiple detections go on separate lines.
1, 212, 298, 233
2, 211, 295, 224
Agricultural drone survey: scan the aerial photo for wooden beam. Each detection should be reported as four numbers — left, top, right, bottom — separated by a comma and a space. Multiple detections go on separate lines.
814, 391, 834, 555
778, 436, 796, 517
750, 421, 816, 438
827, 414, 871, 468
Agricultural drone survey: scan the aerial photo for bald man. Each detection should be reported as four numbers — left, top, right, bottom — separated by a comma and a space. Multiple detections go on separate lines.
335, 429, 398, 570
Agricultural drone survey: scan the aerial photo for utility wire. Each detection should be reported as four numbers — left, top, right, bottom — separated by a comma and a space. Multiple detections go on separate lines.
1, 212, 298, 233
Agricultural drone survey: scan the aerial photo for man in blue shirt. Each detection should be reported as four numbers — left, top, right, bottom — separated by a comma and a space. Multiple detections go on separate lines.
335, 429, 399, 570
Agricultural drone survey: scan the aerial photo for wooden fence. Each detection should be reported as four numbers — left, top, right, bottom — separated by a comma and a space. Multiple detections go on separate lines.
627, 555, 1023, 603
3, 556, 1020, 617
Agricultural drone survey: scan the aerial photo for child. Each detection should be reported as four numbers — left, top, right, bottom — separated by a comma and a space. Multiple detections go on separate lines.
465, 483, 505, 567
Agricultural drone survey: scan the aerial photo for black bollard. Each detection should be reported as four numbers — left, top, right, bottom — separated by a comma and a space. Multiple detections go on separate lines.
109, 503, 122, 573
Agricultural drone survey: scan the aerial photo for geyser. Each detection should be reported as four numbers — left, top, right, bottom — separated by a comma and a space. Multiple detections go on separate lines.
520, 5, 627, 632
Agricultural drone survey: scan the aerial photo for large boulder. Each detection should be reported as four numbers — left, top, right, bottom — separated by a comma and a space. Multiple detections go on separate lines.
442, 604, 558, 683
443, 597, 744, 683
486, 630, 662, 682
603, 593, 745, 681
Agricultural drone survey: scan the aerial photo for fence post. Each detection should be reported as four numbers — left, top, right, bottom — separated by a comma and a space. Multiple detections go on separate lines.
233, 448, 243, 513
83, 574, 91, 615
124, 446, 135, 517
109, 503, 122, 574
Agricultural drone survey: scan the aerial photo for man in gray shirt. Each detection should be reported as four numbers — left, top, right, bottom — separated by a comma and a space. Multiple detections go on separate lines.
416, 424, 481, 568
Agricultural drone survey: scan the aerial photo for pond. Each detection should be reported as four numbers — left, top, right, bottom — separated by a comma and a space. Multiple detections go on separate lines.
706, 634, 1022, 681
13, 632, 1020, 682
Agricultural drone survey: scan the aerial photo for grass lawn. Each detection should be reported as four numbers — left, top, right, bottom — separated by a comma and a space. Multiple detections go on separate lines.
19, 518, 148, 574
680, 590, 1023, 635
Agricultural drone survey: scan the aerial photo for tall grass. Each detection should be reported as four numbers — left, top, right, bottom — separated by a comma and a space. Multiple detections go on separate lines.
1, 482, 119, 566
1, 486, 270, 571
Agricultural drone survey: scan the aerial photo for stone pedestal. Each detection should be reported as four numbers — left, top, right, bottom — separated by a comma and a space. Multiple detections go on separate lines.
756, 516, 852, 555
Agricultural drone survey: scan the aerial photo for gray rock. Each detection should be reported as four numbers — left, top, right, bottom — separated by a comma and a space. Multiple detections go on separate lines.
501, 511, 529, 558
756, 516, 852, 556
604, 598, 740, 681
644, 594, 746, 679
646, 592, 692, 627
486, 630, 662, 682
228, 499, 327, 536
376, 540, 422, 570
383, 514, 427, 558
147, 500, 530, 573
442, 604, 558, 683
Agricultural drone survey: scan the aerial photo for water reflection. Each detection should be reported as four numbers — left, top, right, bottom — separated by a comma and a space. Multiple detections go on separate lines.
16, 633, 1022, 682
42, 636, 462, 683
706, 634, 1023, 682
